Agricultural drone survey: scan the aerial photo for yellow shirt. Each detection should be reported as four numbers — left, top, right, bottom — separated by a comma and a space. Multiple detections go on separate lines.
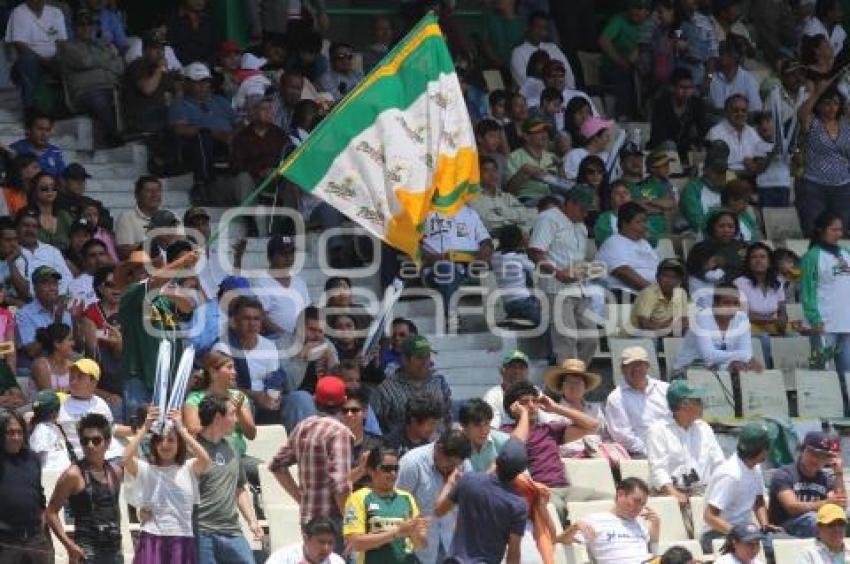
631, 284, 688, 328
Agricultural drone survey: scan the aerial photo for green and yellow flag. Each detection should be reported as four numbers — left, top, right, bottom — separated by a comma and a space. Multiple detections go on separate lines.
278, 13, 480, 257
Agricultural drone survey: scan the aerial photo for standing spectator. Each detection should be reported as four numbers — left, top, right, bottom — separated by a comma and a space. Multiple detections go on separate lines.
57, 8, 124, 147
594, 180, 632, 246
382, 394, 444, 458
595, 201, 661, 297
598, 0, 652, 119
268, 517, 345, 564
768, 431, 845, 537
28, 172, 73, 252
0, 410, 53, 564
435, 438, 528, 563
122, 29, 179, 134
46, 413, 124, 564
253, 235, 309, 341
270, 376, 354, 533
114, 175, 163, 259
796, 83, 850, 235
231, 98, 289, 209
167, 0, 216, 65
16, 266, 72, 363
528, 186, 599, 365
482, 350, 533, 429
30, 322, 73, 394
631, 258, 690, 336
649, 68, 710, 159
372, 336, 452, 434
341, 387, 383, 489
362, 16, 395, 72
707, 94, 766, 175
29, 390, 70, 472
505, 117, 560, 204
707, 41, 763, 112
676, 0, 718, 87
510, 11, 575, 89
84, 0, 128, 52
680, 140, 730, 234
396, 430, 473, 564
686, 211, 748, 306
82, 201, 118, 263
646, 380, 725, 504
4, 0, 68, 111
124, 406, 211, 564
318, 42, 364, 102
194, 394, 262, 563
10, 112, 66, 177
798, 504, 848, 563
605, 346, 671, 457
801, 211, 850, 416
753, 111, 793, 209
803, 0, 847, 54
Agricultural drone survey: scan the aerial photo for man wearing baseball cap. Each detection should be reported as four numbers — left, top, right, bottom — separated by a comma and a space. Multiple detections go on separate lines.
680, 140, 730, 234
17, 265, 72, 363
270, 376, 353, 546
605, 346, 670, 457
768, 431, 846, 538
483, 350, 542, 429
631, 258, 689, 337
528, 184, 600, 367
505, 116, 560, 203
633, 149, 676, 245
799, 503, 847, 562
252, 235, 309, 339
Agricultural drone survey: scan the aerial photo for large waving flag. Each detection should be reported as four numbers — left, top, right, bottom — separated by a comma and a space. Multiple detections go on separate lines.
278, 13, 480, 258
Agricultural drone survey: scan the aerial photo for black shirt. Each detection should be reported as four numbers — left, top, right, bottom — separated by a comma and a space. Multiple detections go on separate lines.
768, 461, 832, 525
0, 450, 45, 532
649, 91, 709, 160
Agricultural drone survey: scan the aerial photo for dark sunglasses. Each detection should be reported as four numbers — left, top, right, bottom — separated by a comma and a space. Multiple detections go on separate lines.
342, 407, 362, 414
39, 185, 57, 192
378, 464, 399, 473
81, 436, 104, 447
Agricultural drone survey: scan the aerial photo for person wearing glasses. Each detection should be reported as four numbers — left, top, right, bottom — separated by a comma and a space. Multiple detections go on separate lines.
344, 446, 428, 563
46, 412, 125, 564
318, 42, 364, 102
706, 93, 767, 175
26, 171, 72, 252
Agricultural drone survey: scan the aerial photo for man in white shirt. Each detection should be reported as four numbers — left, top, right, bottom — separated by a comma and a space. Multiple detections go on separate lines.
5, 0, 68, 110
701, 421, 781, 553
707, 40, 762, 112
707, 94, 767, 174
12, 209, 73, 298
510, 12, 575, 89
605, 346, 671, 457
595, 201, 660, 296
646, 381, 725, 506
528, 186, 600, 366
114, 176, 163, 260
266, 516, 345, 564
253, 235, 309, 340
569, 477, 660, 564
522, 59, 595, 115
68, 238, 112, 307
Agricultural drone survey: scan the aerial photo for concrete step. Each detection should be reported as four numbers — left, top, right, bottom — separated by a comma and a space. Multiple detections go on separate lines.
83, 163, 148, 181
100, 190, 189, 209
70, 143, 148, 166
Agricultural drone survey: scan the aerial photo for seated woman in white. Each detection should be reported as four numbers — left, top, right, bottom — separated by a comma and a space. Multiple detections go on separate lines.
595, 201, 660, 297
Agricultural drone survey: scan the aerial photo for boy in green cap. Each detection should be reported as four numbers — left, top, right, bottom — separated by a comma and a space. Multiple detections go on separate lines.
632, 150, 676, 245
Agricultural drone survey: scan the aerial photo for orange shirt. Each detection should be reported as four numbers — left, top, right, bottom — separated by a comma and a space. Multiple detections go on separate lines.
2, 187, 27, 215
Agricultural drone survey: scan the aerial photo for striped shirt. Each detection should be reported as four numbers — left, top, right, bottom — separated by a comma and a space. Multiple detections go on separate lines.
269, 415, 354, 524
371, 369, 453, 435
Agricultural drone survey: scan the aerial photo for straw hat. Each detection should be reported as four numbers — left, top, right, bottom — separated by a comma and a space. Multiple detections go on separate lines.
543, 358, 601, 393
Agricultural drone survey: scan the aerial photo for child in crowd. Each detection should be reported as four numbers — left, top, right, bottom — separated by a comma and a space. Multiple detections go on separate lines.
721, 180, 759, 242
774, 248, 802, 308
491, 224, 541, 327
753, 111, 792, 207
488, 89, 509, 124
594, 180, 633, 246
29, 390, 72, 472
633, 150, 676, 245
475, 119, 509, 187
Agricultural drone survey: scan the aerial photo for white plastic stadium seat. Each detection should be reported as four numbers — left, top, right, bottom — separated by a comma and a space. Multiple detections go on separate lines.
265, 503, 303, 551
619, 459, 650, 483
686, 369, 735, 419
563, 459, 616, 500
245, 424, 287, 463
645, 496, 688, 543
770, 337, 812, 389
763, 208, 802, 241
772, 538, 816, 564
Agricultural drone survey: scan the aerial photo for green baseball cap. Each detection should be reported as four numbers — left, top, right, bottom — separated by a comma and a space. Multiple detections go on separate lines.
31, 265, 62, 284
738, 421, 770, 451
565, 184, 595, 210
33, 389, 60, 415
502, 350, 529, 367
402, 335, 435, 358
666, 380, 704, 410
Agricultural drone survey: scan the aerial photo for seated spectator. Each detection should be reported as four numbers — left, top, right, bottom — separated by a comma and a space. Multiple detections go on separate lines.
680, 140, 731, 235
167, 0, 216, 65
543, 358, 606, 458
475, 120, 509, 186
649, 68, 710, 160
231, 97, 289, 208
279, 306, 339, 394
686, 210, 748, 307
568, 478, 659, 564
57, 9, 124, 146
594, 180, 632, 246
799, 504, 848, 563
326, 313, 383, 387
598, 1, 651, 119
254, 235, 309, 340
714, 523, 767, 564
576, 155, 608, 219
711, 0, 756, 54
618, 142, 645, 190
563, 116, 612, 182
605, 346, 671, 458
372, 336, 451, 435
702, 422, 780, 553
0, 286, 20, 407
341, 387, 382, 489
595, 201, 661, 297
362, 15, 395, 72
13, 209, 73, 300
707, 94, 766, 175
803, 0, 847, 54
504, 92, 529, 151
114, 175, 163, 259
268, 517, 346, 564
383, 394, 443, 458
29, 389, 69, 471
380, 318, 417, 374
212, 40, 242, 98
65, 218, 96, 278
632, 258, 689, 336
674, 283, 762, 374
734, 242, 788, 345
530, 87, 566, 140
420, 205, 493, 317
122, 29, 179, 134
753, 111, 793, 208
270, 71, 305, 132
2, 154, 39, 216
646, 381, 725, 506
318, 42, 363, 101
57, 164, 110, 227
28, 172, 73, 252
10, 112, 66, 177
524, 59, 594, 117
30, 322, 72, 394
4, 0, 68, 110
506, 117, 560, 204
16, 265, 73, 363
84, 0, 127, 52
510, 11, 574, 88
768, 431, 845, 538
69, 238, 111, 306
287, 30, 329, 84
483, 350, 535, 429
707, 41, 762, 113
169, 62, 237, 191
491, 224, 541, 327
501, 380, 603, 524
722, 180, 759, 242
471, 156, 536, 236
633, 150, 676, 245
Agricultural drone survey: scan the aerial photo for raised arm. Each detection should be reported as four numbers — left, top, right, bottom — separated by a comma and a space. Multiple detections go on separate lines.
123, 405, 159, 477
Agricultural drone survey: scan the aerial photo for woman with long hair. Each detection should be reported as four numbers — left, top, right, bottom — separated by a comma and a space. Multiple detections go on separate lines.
124, 405, 210, 564
30, 322, 73, 395
27, 171, 73, 251
686, 210, 748, 308
715, 523, 765, 563
594, 180, 632, 246
2, 154, 38, 215
576, 154, 608, 227
563, 96, 593, 149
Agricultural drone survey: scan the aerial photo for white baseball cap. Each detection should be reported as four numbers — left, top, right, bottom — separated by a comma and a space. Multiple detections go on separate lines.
183, 62, 212, 81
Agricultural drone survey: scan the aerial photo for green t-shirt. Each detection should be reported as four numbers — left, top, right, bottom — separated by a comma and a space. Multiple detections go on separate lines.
593, 210, 618, 246
185, 389, 251, 456
630, 177, 671, 245
506, 147, 560, 201
344, 487, 420, 564
197, 435, 245, 535
484, 11, 525, 63
601, 12, 644, 66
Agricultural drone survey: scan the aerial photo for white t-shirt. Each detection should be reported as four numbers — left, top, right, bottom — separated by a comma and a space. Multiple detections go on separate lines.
266, 543, 345, 564
491, 251, 534, 302
732, 276, 785, 318
802, 16, 847, 56
715, 554, 765, 564
253, 275, 309, 338
707, 121, 766, 172
4, 3, 67, 58
57, 395, 123, 460
595, 233, 660, 294
704, 453, 764, 531
124, 38, 183, 71
579, 512, 651, 564
244, 335, 281, 392
421, 207, 490, 256
134, 458, 199, 537
29, 421, 71, 472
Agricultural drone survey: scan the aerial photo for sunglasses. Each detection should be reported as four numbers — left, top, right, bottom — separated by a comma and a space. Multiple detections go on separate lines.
81, 436, 104, 447
39, 185, 57, 192
342, 407, 362, 415
378, 464, 400, 473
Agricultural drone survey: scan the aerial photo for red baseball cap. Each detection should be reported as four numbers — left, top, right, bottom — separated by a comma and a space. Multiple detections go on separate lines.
219, 40, 241, 57
315, 376, 347, 408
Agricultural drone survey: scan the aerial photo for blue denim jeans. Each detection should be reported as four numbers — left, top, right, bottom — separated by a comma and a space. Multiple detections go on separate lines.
280, 390, 317, 434
123, 377, 152, 424
196, 532, 254, 564
424, 262, 467, 316
503, 296, 542, 326
795, 179, 850, 238
782, 511, 818, 538
11, 49, 42, 109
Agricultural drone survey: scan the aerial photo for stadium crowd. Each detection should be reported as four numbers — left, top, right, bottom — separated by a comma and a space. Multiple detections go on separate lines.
3, 0, 850, 563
